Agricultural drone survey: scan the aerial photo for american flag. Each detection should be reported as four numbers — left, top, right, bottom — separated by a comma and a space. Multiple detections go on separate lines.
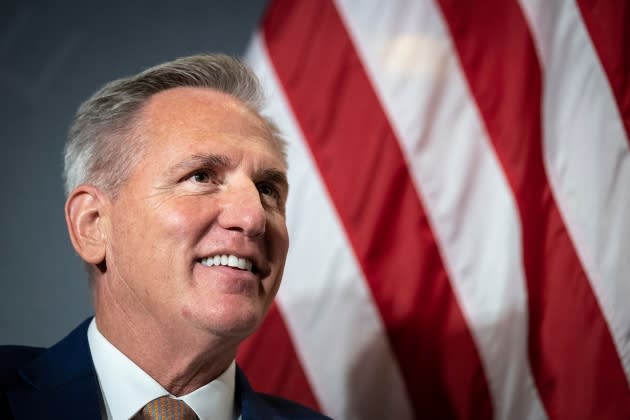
237, 0, 630, 419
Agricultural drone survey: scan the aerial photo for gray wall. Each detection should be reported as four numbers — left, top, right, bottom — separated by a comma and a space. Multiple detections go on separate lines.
0, 0, 268, 347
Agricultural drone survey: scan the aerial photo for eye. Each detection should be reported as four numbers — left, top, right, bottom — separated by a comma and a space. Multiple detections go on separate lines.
257, 182, 280, 200
189, 170, 212, 183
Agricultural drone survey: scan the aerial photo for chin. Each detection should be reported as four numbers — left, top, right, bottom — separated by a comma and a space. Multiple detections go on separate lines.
186, 299, 267, 339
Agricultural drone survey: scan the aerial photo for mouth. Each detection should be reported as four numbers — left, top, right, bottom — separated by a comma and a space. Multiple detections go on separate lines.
199, 254, 256, 273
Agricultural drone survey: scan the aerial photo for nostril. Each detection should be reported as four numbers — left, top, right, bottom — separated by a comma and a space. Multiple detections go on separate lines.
221, 212, 266, 237
225, 224, 265, 236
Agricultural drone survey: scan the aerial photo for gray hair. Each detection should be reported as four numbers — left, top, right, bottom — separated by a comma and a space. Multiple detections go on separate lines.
64, 53, 283, 196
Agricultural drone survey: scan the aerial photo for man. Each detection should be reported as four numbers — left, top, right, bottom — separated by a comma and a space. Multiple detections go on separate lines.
0, 54, 330, 420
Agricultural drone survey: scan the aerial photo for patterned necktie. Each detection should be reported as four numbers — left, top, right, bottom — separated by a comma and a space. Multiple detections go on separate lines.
136, 396, 199, 420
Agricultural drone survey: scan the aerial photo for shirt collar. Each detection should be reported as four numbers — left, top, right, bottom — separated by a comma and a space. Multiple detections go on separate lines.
87, 318, 236, 420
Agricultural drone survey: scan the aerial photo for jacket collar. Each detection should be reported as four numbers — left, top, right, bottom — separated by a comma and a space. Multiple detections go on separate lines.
235, 365, 278, 419
7, 317, 102, 419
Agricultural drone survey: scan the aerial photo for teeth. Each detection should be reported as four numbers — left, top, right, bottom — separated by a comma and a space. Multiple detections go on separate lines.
228, 255, 238, 267
200, 254, 253, 271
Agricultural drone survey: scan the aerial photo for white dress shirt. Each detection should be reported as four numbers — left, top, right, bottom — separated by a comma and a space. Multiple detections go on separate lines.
87, 318, 238, 420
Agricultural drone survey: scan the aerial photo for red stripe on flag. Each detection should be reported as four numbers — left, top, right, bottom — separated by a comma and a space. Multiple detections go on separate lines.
576, 0, 630, 143
237, 303, 321, 411
262, 1, 493, 418
437, 0, 630, 418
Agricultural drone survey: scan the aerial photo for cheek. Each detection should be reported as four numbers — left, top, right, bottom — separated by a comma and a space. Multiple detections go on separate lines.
267, 218, 289, 286
109, 202, 204, 277
150, 199, 216, 242
271, 217, 290, 259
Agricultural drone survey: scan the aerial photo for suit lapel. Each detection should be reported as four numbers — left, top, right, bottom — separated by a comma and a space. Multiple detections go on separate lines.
7, 318, 102, 420
235, 365, 278, 420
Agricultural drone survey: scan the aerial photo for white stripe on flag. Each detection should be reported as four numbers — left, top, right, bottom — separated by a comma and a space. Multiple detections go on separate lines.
519, 0, 630, 382
334, 0, 547, 418
246, 34, 414, 420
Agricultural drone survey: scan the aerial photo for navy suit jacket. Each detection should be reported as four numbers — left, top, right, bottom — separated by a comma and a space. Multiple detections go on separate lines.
0, 318, 330, 420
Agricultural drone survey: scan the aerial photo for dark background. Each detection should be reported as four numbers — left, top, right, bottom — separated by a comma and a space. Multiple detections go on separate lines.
0, 0, 269, 346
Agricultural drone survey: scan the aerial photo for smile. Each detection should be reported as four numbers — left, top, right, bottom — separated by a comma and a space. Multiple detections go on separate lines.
200, 254, 254, 272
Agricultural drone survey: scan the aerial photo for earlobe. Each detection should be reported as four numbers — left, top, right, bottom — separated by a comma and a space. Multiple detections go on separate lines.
65, 186, 108, 265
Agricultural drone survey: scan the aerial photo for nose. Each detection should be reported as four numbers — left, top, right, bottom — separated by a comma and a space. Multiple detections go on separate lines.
217, 179, 266, 237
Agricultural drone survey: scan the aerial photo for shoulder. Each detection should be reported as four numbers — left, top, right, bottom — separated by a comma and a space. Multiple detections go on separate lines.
254, 393, 332, 419
0, 345, 45, 364
0, 345, 45, 420
0, 345, 45, 384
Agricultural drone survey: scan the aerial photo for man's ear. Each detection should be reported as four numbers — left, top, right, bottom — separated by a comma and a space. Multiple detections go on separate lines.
65, 185, 108, 265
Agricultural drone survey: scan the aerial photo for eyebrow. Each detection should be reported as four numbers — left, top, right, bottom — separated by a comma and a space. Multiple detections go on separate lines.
170, 154, 232, 175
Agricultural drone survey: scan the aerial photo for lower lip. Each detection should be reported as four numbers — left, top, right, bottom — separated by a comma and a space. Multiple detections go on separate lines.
194, 263, 260, 293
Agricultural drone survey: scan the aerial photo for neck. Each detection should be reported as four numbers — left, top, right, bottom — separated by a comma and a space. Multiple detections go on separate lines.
94, 289, 239, 396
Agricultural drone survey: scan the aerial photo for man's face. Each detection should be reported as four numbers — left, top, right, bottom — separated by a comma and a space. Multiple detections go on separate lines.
101, 87, 289, 341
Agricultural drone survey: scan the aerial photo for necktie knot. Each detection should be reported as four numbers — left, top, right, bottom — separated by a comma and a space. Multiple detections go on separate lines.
137, 395, 199, 420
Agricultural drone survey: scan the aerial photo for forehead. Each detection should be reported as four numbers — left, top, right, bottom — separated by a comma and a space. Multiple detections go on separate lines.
134, 87, 285, 167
